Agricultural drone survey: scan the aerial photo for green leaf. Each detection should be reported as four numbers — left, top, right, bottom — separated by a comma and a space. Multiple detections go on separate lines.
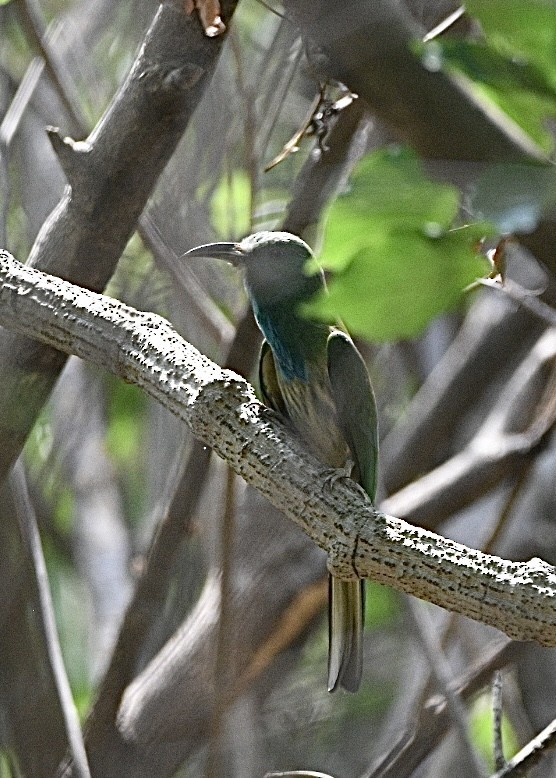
318, 148, 460, 264
428, 2, 556, 233
303, 149, 491, 342
435, 40, 556, 149
437, 40, 556, 97
429, 0, 556, 152
465, 0, 556, 78
481, 86, 556, 151
306, 230, 488, 341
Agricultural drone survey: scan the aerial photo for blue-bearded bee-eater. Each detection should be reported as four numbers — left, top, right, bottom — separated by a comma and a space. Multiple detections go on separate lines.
184, 231, 378, 692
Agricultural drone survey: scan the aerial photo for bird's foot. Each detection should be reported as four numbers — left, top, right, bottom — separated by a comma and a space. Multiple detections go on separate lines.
322, 463, 350, 490
321, 465, 369, 501
323, 462, 368, 499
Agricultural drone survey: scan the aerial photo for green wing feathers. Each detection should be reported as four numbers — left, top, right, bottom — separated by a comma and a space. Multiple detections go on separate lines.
260, 331, 377, 694
327, 331, 379, 501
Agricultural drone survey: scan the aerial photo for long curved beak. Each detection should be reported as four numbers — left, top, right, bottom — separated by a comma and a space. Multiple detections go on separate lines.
182, 242, 244, 266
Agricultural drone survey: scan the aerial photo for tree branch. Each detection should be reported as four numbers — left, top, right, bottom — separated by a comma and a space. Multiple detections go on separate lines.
490, 715, 556, 777
0, 0, 238, 482
2, 252, 556, 650
382, 323, 556, 527
283, 0, 556, 273
9, 460, 91, 778
284, 0, 544, 163
382, 292, 545, 497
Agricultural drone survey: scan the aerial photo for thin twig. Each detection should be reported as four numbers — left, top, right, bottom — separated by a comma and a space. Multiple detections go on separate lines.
490, 716, 556, 777
408, 600, 487, 777
10, 460, 91, 778
423, 6, 466, 42
206, 467, 237, 778
492, 671, 505, 771
483, 463, 534, 556
362, 640, 518, 778
479, 277, 556, 329
16, 0, 87, 132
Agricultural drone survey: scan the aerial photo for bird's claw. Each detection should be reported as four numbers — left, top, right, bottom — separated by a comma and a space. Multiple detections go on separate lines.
322, 464, 349, 490
322, 466, 370, 501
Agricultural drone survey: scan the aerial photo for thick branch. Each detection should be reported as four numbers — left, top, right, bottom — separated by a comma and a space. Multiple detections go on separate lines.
1, 252, 556, 648
0, 0, 237, 482
284, 0, 543, 163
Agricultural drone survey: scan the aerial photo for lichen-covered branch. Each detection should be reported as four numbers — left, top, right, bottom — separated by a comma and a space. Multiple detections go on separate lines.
1, 250, 556, 649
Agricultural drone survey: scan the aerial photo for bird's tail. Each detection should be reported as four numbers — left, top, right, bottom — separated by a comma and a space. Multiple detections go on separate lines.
327, 576, 365, 692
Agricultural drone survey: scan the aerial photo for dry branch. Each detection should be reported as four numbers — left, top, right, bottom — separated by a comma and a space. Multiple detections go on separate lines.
283, 0, 544, 163
382, 323, 556, 526
382, 292, 544, 498
0, 0, 238, 481
1, 252, 556, 654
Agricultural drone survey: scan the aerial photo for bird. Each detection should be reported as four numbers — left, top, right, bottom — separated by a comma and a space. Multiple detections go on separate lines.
183, 231, 378, 692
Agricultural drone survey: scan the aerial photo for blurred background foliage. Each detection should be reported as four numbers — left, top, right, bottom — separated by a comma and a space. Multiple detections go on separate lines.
2, 0, 556, 776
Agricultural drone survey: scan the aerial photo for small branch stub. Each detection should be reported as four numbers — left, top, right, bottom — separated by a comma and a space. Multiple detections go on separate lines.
46, 126, 91, 186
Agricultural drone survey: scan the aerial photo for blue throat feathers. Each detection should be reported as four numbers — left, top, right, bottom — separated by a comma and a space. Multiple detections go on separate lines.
252, 299, 328, 383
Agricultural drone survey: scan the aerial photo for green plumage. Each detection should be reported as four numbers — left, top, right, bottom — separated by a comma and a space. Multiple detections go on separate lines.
184, 231, 379, 692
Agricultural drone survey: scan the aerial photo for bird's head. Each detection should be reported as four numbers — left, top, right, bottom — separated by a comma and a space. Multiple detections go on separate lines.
183, 231, 323, 309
